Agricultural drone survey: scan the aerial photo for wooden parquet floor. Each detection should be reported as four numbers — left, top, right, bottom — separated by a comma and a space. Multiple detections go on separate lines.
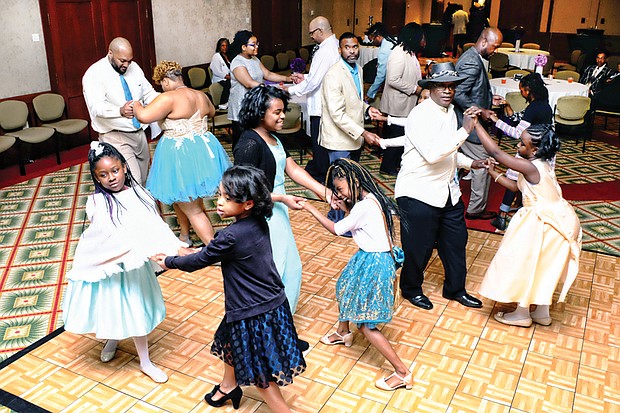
1, 200, 619, 413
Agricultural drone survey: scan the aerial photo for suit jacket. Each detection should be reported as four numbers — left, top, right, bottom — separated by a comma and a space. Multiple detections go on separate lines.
379, 45, 421, 117
320, 59, 369, 151
454, 47, 492, 144
580, 64, 613, 94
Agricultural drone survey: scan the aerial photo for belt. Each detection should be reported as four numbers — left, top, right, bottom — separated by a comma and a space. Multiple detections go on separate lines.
106, 129, 142, 134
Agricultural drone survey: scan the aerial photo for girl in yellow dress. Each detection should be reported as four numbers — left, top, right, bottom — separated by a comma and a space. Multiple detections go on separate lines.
474, 122, 582, 327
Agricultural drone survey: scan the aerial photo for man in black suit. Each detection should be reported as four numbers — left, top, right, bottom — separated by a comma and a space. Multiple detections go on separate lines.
454, 27, 503, 221
580, 51, 614, 96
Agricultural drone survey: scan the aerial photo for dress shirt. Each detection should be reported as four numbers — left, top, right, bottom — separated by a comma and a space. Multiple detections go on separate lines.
343, 58, 363, 96
366, 38, 395, 99
452, 9, 469, 35
288, 34, 339, 117
210, 52, 230, 83
383, 99, 472, 207
83, 57, 158, 133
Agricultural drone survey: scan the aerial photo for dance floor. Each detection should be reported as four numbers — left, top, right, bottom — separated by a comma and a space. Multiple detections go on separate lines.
1, 127, 619, 412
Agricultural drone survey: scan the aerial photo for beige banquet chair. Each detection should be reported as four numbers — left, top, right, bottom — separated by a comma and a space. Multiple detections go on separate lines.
276, 52, 290, 74
260, 54, 276, 72
521, 43, 541, 50
0, 135, 17, 169
208, 82, 233, 135
32, 93, 89, 151
554, 70, 581, 82
505, 69, 531, 79
187, 67, 210, 93
0, 100, 56, 175
554, 95, 592, 152
276, 102, 309, 163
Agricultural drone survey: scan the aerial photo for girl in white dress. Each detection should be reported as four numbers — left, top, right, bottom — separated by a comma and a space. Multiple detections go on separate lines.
62, 142, 186, 383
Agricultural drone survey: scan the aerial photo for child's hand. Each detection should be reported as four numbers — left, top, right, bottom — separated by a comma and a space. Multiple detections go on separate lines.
486, 157, 498, 173
150, 253, 168, 269
178, 247, 199, 256
282, 194, 306, 210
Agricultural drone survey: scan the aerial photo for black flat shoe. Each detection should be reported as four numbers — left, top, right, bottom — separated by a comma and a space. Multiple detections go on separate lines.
407, 294, 433, 310
205, 384, 243, 409
442, 292, 482, 308
297, 339, 310, 352
491, 215, 507, 230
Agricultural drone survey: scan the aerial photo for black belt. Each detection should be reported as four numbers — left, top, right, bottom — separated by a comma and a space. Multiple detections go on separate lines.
107, 129, 142, 134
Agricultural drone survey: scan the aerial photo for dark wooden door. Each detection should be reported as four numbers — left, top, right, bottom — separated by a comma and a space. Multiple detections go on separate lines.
252, 0, 301, 55
39, 0, 156, 124
382, 0, 406, 37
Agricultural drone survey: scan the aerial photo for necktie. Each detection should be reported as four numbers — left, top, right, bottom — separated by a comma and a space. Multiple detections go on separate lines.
120, 74, 141, 129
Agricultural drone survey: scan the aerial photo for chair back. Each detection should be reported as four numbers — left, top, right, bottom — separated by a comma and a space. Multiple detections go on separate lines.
554, 70, 580, 82
208, 66, 214, 81
555, 96, 590, 124
0, 100, 29, 131
489, 53, 509, 70
463, 43, 475, 52
299, 47, 310, 63
209, 82, 224, 107
188, 67, 207, 89
286, 50, 296, 63
504, 91, 528, 113
569, 49, 582, 66
276, 52, 289, 71
505, 69, 530, 79
522, 43, 540, 50
606, 55, 620, 72
260, 55, 275, 71
282, 103, 301, 130
501, 42, 514, 48
33, 93, 66, 122
0, 135, 16, 154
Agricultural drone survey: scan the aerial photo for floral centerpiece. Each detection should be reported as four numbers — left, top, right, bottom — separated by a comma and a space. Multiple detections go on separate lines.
534, 54, 548, 74
290, 57, 306, 74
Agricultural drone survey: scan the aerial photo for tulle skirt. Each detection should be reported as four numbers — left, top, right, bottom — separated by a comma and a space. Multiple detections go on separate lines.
147, 131, 231, 204
336, 250, 395, 329
211, 302, 306, 388
62, 262, 165, 339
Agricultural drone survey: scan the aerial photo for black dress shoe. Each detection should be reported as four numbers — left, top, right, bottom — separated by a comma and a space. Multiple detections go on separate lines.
443, 292, 482, 308
205, 384, 243, 409
297, 339, 310, 352
466, 211, 497, 220
406, 294, 433, 310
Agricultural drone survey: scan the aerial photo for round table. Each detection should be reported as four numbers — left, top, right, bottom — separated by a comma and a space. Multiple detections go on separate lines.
490, 77, 589, 111
359, 46, 379, 68
497, 48, 550, 71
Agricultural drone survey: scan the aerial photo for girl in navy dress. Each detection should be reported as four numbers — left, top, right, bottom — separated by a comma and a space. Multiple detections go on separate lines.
152, 165, 305, 411
302, 158, 412, 391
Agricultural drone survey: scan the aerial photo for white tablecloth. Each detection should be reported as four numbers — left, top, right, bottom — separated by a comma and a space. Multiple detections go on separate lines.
490, 77, 589, 110
497, 48, 550, 71
289, 90, 310, 132
359, 46, 379, 68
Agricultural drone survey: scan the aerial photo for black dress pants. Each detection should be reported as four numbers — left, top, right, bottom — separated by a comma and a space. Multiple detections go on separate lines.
397, 195, 468, 298
304, 116, 330, 183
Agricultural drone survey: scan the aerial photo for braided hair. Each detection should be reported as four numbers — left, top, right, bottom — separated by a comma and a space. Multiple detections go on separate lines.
87, 142, 157, 224
326, 158, 399, 237
526, 124, 561, 161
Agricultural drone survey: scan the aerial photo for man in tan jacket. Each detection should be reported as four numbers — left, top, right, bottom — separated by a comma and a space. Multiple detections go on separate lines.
320, 32, 381, 164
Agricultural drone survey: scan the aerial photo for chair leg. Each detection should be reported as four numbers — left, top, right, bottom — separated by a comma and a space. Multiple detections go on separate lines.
16, 139, 26, 176
54, 134, 61, 165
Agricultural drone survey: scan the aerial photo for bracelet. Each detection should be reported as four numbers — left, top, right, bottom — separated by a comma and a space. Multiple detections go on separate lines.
494, 173, 504, 182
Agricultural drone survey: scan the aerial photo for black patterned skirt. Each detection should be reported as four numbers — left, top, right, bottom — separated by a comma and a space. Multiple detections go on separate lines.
211, 302, 306, 388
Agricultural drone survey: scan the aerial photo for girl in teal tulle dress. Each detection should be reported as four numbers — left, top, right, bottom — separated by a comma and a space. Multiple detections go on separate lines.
302, 158, 412, 392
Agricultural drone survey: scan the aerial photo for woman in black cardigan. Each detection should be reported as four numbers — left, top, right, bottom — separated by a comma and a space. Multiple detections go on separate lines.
233, 86, 330, 325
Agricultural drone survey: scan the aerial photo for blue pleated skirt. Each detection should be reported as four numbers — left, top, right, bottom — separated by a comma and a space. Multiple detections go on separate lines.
336, 250, 395, 329
211, 302, 306, 388
146, 131, 231, 204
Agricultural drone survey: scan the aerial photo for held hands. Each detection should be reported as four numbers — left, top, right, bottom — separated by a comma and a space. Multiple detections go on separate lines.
291, 73, 304, 84
282, 194, 306, 210
150, 253, 168, 270
462, 106, 481, 134
362, 130, 381, 146
492, 95, 504, 106
369, 109, 387, 122
120, 100, 136, 118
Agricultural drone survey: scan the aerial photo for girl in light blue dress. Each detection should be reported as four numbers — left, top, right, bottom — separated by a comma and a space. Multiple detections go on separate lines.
63, 142, 186, 383
233, 86, 329, 316
302, 158, 412, 392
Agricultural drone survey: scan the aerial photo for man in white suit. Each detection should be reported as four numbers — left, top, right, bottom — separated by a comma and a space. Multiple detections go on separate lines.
320, 32, 381, 164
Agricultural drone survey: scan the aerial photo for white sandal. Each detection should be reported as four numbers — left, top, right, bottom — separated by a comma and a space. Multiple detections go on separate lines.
319, 330, 353, 347
375, 371, 413, 391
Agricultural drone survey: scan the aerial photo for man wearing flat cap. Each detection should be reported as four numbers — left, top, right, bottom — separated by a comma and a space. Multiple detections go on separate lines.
376, 62, 486, 310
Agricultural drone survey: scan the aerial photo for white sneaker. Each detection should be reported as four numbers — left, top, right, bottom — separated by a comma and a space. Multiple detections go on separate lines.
218, 103, 228, 110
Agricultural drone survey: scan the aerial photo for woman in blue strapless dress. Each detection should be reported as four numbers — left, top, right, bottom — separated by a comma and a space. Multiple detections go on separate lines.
134, 61, 231, 245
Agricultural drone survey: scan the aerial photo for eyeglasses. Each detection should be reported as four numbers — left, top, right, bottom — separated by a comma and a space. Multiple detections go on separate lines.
308, 28, 321, 36
246, 42, 259, 48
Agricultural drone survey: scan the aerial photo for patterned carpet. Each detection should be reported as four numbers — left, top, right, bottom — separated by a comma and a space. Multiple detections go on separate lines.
0, 130, 618, 366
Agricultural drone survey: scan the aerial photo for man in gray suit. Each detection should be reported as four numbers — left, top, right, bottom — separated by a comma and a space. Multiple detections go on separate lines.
454, 27, 503, 220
